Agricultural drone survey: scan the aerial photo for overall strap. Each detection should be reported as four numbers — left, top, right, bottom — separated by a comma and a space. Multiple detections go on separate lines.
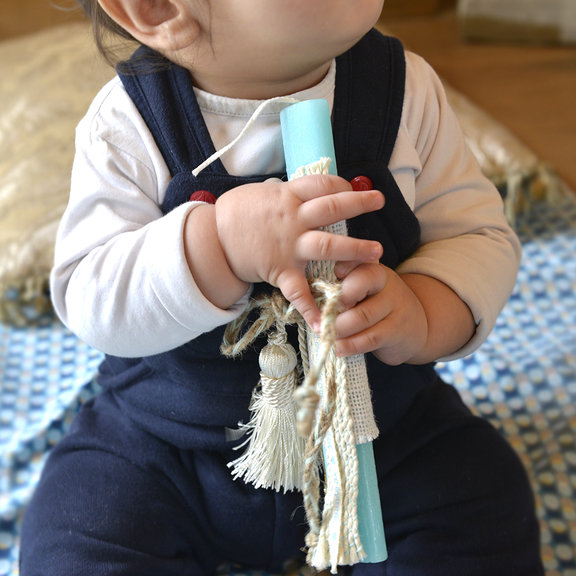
334, 30, 421, 267
333, 29, 405, 169
118, 49, 284, 213
118, 49, 220, 177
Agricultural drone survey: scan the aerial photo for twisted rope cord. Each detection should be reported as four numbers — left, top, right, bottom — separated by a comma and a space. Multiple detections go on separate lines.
221, 290, 300, 358
301, 277, 362, 568
221, 275, 363, 569
299, 281, 341, 555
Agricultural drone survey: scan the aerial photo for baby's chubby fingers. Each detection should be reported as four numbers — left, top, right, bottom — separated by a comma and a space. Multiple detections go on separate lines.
297, 230, 382, 267
336, 262, 388, 314
275, 269, 322, 331
289, 174, 385, 228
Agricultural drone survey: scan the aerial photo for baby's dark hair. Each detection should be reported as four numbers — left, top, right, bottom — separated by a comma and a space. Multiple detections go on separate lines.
76, 0, 137, 67
76, 0, 171, 72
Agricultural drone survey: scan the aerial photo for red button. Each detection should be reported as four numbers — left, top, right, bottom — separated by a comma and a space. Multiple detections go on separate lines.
350, 175, 373, 191
189, 190, 216, 204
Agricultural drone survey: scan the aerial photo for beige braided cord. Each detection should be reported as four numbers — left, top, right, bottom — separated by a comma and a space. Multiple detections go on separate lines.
300, 270, 364, 570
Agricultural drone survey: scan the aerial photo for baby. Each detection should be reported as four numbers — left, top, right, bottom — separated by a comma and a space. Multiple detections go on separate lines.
20, 1, 543, 575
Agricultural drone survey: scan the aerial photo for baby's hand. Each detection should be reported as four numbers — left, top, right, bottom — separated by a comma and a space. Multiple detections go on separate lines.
333, 262, 428, 365
215, 175, 384, 329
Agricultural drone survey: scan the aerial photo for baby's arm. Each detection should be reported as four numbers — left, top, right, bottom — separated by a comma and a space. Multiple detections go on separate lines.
51, 81, 256, 357
332, 52, 521, 364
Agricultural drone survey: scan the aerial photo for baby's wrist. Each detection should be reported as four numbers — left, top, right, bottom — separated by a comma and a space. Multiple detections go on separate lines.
184, 202, 250, 309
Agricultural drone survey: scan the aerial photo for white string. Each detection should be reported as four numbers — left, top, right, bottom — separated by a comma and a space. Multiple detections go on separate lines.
191, 96, 300, 177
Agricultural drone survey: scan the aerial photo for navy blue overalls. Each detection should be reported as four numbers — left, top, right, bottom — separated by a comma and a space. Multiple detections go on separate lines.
20, 30, 542, 576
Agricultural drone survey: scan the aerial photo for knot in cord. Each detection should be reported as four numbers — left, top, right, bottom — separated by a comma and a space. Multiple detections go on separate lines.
221, 289, 301, 358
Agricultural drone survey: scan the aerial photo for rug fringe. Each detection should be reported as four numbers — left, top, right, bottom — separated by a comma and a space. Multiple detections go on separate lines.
500, 164, 573, 227
0, 274, 53, 326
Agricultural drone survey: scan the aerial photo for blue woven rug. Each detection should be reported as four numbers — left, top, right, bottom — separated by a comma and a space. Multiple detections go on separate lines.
1, 199, 575, 576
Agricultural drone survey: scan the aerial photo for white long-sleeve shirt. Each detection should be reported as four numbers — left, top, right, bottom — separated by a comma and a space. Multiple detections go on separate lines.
50, 52, 521, 360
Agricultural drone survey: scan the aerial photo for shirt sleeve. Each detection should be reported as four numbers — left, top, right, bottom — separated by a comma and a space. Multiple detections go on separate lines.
390, 52, 522, 360
50, 79, 251, 358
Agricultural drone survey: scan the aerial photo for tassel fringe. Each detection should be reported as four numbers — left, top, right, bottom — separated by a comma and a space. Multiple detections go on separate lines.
228, 328, 307, 492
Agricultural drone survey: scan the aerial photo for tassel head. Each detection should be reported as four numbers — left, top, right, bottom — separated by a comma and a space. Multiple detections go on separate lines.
259, 339, 297, 378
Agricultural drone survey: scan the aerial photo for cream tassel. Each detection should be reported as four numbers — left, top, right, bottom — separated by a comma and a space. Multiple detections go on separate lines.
222, 291, 307, 492
228, 325, 306, 492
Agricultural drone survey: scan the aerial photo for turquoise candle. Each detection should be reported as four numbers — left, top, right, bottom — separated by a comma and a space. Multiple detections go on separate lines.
356, 442, 387, 562
281, 99, 338, 178
280, 99, 387, 564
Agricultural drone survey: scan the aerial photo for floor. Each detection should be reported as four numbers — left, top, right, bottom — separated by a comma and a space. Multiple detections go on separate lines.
0, 0, 82, 41
379, 9, 576, 193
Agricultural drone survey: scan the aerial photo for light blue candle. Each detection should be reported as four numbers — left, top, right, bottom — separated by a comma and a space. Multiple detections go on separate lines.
280, 99, 387, 564
281, 99, 339, 177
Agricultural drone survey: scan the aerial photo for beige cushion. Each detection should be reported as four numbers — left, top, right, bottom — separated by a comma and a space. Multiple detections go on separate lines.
0, 23, 114, 324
